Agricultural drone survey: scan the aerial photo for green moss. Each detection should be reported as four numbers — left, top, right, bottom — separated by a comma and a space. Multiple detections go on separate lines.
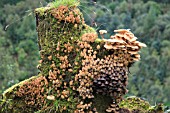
35, 7, 51, 16
51, 0, 80, 8
148, 104, 164, 113
119, 96, 164, 113
81, 24, 97, 35
94, 38, 103, 43
119, 96, 150, 112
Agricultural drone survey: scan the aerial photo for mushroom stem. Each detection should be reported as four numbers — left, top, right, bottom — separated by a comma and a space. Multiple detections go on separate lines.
101, 34, 105, 39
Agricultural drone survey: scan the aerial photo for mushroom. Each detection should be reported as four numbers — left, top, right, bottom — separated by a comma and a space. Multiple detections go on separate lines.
114, 29, 130, 34
99, 30, 107, 39
115, 33, 124, 38
48, 55, 52, 60
133, 54, 140, 58
99, 30, 107, 34
128, 50, 139, 54
103, 39, 125, 44
127, 44, 139, 49
132, 57, 140, 61
47, 95, 55, 100
137, 42, 147, 47
104, 44, 113, 50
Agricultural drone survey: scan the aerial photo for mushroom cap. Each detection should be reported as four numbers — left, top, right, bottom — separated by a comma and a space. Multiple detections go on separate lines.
106, 108, 112, 112
134, 41, 147, 47
124, 34, 137, 42
138, 42, 147, 47
104, 44, 113, 50
103, 39, 125, 43
128, 50, 139, 54
110, 36, 115, 39
134, 54, 140, 58
132, 57, 140, 61
129, 37, 137, 42
116, 45, 125, 48
115, 33, 124, 38
47, 95, 55, 100
114, 29, 131, 34
117, 63, 124, 67
99, 30, 107, 34
126, 45, 139, 49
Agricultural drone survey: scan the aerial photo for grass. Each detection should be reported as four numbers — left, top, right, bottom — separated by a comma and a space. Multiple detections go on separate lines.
51, 0, 80, 8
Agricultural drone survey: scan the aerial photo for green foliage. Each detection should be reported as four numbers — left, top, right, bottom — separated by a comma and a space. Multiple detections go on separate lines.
0, 0, 41, 94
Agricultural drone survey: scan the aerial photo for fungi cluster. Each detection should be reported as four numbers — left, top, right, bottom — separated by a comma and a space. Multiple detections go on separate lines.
2, 3, 147, 113
93, 54, 128, 96
74, 29, 146, 112
81, 33, 98, 43
51, 5, 84, 24
98, 29, 146, 112
103, 29, 146, 63
15, 76, 48, 109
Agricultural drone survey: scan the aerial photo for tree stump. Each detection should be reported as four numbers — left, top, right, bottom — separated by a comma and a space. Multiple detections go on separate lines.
0, 1, 164, 113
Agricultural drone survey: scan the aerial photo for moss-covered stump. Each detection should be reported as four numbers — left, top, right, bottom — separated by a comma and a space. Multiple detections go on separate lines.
0, 1, 164, 113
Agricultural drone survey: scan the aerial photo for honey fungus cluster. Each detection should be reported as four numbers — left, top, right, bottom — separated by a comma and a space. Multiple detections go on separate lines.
15, 76, 48, 109
74, 29, 147, 113
51, 5, 85, 24
81, 33, 98, 43
103, 29, 146, 63
99, 29, 146, 112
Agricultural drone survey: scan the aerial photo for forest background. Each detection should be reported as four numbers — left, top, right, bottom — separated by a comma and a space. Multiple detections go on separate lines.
0, 0, 170, 108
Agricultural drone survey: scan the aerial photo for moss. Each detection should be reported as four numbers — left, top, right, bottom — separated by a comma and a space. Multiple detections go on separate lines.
119, 96, 164, 113
35, 7, 50, 16
95, 38, 103, 43
148, 103, 164, 113
81, 24, 96, 35
119, 96, 150, 112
